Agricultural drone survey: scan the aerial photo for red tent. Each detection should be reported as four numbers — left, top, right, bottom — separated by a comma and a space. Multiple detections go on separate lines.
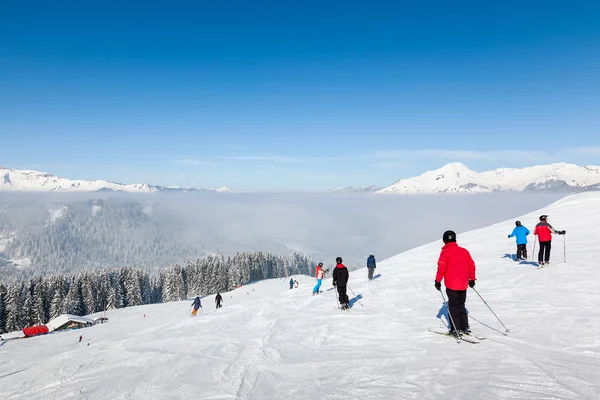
23, 325, 49, 337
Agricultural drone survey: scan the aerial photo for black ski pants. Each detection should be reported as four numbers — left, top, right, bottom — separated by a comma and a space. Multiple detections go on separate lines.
337, 286, 349, 306
516, 244, 527, 260
446, 288, 469, 331
538, 241, 551, 263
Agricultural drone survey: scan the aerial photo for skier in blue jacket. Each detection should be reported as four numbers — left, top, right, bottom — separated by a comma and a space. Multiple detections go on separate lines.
367, 253, 376, 280
191, 296, 202, 316
508, 220, 530, 261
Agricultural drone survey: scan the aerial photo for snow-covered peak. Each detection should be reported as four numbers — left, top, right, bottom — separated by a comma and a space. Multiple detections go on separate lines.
0, 165, 231, 194
210, 186, 233, 193
377, 162, 600, 194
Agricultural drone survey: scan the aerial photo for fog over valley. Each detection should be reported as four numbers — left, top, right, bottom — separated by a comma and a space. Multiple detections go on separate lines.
0, 192, 564, 279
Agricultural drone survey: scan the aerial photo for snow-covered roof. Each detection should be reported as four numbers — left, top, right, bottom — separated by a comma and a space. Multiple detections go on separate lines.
45, 314, 94, 332
0, 330, 26, 340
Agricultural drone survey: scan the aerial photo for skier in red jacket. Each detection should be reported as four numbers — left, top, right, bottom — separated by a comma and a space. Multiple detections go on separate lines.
435, 230, 476, 335
534, 215, 565, 266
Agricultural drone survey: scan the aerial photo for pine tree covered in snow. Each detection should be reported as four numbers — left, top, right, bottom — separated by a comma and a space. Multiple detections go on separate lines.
4, 283, 23, 332
123, 269, 142, 307
0, 283, 7, 334
49, 277, 66, 319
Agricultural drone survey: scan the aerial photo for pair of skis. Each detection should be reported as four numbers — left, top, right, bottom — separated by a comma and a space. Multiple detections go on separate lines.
428, 328, 485, 344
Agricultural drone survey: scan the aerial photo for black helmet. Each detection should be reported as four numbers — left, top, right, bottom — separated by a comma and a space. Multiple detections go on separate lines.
515, 220, 521, 226
336, 256, 342, 264
443, 230, 456, 244
318, 262, 323, 267
539, 215, 548, 221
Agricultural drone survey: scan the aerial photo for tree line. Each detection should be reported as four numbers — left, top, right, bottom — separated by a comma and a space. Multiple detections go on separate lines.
0, 251, 311, 334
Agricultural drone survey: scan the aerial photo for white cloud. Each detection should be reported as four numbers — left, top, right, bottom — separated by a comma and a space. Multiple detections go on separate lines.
364, 149, 551, 161
172, 158, 213, 166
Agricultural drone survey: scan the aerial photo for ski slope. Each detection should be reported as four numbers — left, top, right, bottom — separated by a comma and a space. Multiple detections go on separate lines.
2, 193, 600, 399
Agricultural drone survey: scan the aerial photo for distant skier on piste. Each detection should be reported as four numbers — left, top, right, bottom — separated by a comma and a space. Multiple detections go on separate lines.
313, 262, 328, 295
534, 215, 565, 266
289, 278, 294, 289
508, 220, 530, 261
435, 230, 476, 335
191, 296, 202, 316
367, 252, 376, 280
215, 292, 223, 309
332, 256, 350, 310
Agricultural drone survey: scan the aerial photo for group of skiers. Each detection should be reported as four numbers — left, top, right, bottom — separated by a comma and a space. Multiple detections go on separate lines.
188, 214, 567, 332
309, 253, 376, 310
190, 292, 223, 315
508, 215, 566, 266
433, 213, 568, 336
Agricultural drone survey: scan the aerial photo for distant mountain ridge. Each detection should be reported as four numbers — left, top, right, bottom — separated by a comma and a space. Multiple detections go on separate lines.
376, 162, 600, 194
0, 165, 231, 193
328, 185, 380, 194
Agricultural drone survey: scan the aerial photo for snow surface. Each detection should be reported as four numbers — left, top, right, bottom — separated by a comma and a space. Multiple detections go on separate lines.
378, 162, 600, 194
2, 193, 600, 399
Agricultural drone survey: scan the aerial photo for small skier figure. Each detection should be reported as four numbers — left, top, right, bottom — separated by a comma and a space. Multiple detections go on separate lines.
313, 263, 328, 295
367, 252, 376, 280
289, 278, 294, 289
294, 280, 299, 288
534, 215, 565, 266
79, 335, 82, 343
508, 220, 530, 261
332, 256, 350, 309
215, 292, 223, 309
191, 296, 202, 316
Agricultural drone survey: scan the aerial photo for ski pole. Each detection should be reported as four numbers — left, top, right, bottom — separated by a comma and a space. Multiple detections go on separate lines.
563, 235, 566, 263
347, 286, 364, 307
468, 314, 508, 336
440, 290, 460, 343
471, 287, 510, 332
532, 239, 537, 263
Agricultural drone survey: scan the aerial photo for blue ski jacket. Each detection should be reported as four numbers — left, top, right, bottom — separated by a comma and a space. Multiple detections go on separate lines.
367, 255, 376, 268
509, 226, 530, 245
192, 297, 202, 309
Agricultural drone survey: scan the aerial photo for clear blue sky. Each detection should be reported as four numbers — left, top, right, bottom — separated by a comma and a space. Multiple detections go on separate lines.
1, 1, 599, 191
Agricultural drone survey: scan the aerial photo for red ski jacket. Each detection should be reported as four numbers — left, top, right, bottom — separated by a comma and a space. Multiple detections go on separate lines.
435, 242, 476, 291
534, 222, 557, 242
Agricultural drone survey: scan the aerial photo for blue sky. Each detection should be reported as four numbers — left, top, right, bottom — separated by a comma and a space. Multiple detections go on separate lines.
1, 1, 599, 191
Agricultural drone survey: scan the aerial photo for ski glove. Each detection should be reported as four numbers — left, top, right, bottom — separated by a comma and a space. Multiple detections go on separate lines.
332, 281, 337, 287
560, 230, 566, 235
434, 281, 441, 291
507, 235, 511, 239
469, 280, 476, 288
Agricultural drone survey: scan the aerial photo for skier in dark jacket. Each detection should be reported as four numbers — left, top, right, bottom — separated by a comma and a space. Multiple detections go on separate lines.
508, 220, 530, 261
332, 256, 350, 309
215, 292, 223, 309
289, 278, 294, 289
367, 253, 376, 280
191, 296, 202, 316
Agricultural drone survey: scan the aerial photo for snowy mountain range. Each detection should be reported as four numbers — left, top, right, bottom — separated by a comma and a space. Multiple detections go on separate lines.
0, 165, 232, 193
334, 162, 600, 195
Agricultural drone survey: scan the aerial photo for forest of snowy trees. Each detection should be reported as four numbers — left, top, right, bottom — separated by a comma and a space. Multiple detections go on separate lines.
0, 198, 206, 279
0, 251, 311, 334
